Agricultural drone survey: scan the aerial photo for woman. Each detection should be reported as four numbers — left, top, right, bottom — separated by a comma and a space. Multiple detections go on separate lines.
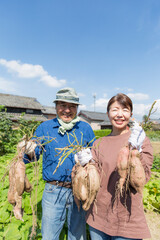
86, 93, 153, 240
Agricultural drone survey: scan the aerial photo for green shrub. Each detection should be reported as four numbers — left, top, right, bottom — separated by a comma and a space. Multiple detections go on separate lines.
94, 129, 111, 139
0, 107, 18, 155
143, 172, 160, 212
152, 155, 160, 172
0, 107, 41, 156
146, 130, 160, 141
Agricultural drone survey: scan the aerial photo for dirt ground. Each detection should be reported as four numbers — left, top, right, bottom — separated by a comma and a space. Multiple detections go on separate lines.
151, 141, 160, 155
145, 210, 160, 240
145, 141, 160, 240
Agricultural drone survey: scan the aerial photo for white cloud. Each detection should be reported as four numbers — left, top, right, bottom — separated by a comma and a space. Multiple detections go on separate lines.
78, 104, 87, 110
155, 99, 160, 103
0, 59, 46, 78
91, 97, 108, 111
0, 59, 66, 88
0, 77, 16, 92
133, 103, 150, 116
114, 87, 133, 92
127, 93, 149, 101
95, 98, 108, 107
40, 75, 66, 88
132, 102, 160, 121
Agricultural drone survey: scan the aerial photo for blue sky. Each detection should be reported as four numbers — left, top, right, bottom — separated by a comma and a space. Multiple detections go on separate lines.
0, 0, 160, 121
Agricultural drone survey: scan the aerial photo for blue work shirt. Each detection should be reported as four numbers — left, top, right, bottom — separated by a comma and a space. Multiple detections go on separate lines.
24, 118, 95, 182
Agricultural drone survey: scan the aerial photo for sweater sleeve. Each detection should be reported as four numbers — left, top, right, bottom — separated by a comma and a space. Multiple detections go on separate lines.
91, 138, 103, 173
140, 136, 154, 183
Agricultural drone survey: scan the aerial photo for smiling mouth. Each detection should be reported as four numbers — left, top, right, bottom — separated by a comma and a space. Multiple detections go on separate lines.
63, 114, 72, 117
115, 119, 124, 124
62, 114, 72, 119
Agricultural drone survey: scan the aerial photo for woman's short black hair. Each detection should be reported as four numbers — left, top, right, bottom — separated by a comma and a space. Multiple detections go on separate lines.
107, 93, 133, 113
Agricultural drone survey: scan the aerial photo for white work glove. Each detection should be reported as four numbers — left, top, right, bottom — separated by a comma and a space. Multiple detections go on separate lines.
17, 140, 37, 155
128, 121, 146, 152
74, 148, 93, 166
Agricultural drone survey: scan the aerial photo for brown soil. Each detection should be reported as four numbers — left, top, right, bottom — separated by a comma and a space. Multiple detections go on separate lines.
145, 142, 160, 240
145, 210, 160, 240
151, 141, 160, 155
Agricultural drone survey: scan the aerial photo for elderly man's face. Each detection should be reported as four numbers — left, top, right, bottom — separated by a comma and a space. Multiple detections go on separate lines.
56, 101, 78, 122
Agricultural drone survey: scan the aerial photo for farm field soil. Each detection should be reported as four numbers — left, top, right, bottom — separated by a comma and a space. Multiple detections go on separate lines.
145, 210, 160, 240
148, 141, 160, 239
151, 141, 160, 155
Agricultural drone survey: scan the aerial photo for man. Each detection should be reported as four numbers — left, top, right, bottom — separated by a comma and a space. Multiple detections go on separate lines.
22, 87, 95, 240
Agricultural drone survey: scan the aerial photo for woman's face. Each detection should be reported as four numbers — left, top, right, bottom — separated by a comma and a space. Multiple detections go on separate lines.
107, 101, 132, 133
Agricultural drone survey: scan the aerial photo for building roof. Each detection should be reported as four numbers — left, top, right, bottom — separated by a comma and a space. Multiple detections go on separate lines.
78, 110, 110, 122
100, 120, 111, 126
42, 106, 56, 115
150, 118, 160, 124
0, 93, 43, 110
1, 112, 47, 122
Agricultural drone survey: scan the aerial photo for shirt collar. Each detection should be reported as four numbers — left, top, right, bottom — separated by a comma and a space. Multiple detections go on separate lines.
52, 118, 60, 128
52, 117, 80, 129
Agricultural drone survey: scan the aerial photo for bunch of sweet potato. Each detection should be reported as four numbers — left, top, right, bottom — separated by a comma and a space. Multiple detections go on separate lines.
72, 162, 100, 211
8, 159, 32, 220
117, 145, 146, 195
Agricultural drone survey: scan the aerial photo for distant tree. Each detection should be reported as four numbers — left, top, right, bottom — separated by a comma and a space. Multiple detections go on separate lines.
143, 115, 148, 124
0, 106, 18, 155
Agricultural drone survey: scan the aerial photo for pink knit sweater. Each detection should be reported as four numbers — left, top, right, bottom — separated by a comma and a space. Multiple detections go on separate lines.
86, 131, 153, 239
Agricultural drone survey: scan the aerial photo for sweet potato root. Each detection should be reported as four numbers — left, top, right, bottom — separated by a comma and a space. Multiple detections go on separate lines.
72, 162, 100, 211
129, 150, 146, 194
24, 175, 32, 192
8, 162, 16, 205
72, 163, 88, 201
117, 147, 146, 195
82, 163, 100, 211
13, 193, 23, 221
117, 146, 130, 195
15, 160, 26, 196
8, 159, 32, 220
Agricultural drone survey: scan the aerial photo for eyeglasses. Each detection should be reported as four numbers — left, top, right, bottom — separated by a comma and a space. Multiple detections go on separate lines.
57, 103, 77, 110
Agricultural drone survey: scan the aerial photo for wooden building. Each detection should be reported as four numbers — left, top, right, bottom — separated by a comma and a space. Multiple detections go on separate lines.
42, 106, 57, 120
78, 110, 111, 130
0, 93, 47, 122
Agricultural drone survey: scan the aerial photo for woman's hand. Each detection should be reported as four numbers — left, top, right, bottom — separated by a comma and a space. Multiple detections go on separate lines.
128, 121, 146, 152
74, 148, 93, 166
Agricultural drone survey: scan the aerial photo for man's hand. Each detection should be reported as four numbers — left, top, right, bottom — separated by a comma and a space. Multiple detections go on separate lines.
128, 121, 146, 152
74, 148, 93, 166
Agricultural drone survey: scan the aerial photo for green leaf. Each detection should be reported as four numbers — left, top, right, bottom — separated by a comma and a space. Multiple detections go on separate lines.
0, 208, 10, 223
4, 224, 21, 239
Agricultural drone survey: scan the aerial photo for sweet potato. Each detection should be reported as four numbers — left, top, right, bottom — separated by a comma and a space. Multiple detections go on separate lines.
72, 162, 100, 211
129, 150, 146, 194
8, 159, 32, 220
15, 160, 26, 196
117, 147, 146, 195
72, 163, 88, 201
82, 163, 100, 211
8, 162, 16, 205
117, 146, 130, 195
24, 175, 32, 192
13, 193, 23, 221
